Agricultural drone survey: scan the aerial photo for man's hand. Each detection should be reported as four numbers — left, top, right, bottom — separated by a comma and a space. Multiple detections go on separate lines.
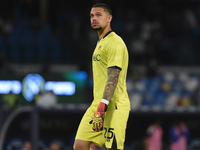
89, 99, 109, 132
90, 112, 104, 132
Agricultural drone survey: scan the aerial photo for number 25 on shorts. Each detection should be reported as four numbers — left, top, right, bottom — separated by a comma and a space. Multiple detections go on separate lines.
104, 127, 114, 139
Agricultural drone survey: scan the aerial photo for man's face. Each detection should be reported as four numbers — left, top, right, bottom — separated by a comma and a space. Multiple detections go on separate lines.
90, 7, 112, 31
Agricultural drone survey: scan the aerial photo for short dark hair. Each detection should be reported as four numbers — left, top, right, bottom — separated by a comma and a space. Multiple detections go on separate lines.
92, 3, 112, 15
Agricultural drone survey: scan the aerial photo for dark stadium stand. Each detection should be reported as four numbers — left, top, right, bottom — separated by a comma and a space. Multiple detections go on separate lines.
1, 0, 200, 150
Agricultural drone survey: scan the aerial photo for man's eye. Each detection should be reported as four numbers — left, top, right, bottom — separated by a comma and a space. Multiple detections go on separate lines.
97, 14, 101, 17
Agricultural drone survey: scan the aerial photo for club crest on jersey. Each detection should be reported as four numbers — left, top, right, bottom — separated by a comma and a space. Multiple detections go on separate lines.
98, 45, 102, 50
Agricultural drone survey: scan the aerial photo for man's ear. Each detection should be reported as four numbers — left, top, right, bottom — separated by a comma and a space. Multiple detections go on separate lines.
108, 15, 112, 23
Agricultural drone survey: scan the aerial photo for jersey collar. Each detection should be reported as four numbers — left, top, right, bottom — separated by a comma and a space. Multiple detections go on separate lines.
98, 30, 113, 43
103, 30, 113, 39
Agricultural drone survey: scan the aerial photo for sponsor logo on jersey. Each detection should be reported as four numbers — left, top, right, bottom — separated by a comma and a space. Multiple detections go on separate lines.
93, 54, 101, 61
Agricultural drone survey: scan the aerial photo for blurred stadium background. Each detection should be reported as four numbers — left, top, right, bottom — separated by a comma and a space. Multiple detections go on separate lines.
1, 0, 200, 149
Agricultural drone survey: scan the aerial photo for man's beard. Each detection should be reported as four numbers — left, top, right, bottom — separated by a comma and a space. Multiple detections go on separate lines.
93, 27, 102, 31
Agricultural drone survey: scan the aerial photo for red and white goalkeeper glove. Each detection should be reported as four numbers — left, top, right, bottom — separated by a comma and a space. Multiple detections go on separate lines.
89, 99, 109, 132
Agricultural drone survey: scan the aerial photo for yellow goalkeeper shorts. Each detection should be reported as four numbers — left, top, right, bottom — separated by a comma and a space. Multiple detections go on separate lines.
75, 108, 130, 149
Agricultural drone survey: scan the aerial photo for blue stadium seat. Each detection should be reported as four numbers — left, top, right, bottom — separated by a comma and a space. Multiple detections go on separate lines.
48, 34, 62, 60
7, 33, 21, 60
0, 35, 6, 54
35, 25, 51, 60
21, 28, 36, 60
154, 89, 168, 107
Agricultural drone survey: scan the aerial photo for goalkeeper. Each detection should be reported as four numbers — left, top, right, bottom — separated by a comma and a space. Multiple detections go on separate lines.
74, 3, 130, 150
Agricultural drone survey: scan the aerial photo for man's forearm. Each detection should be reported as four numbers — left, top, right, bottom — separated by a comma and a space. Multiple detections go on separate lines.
102, 67, 120, 101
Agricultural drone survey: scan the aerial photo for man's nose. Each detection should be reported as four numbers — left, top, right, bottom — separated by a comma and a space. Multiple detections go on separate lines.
92, 16, 97, 20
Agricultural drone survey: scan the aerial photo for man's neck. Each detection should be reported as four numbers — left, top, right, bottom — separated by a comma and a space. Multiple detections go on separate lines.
97, 27, 112, 40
